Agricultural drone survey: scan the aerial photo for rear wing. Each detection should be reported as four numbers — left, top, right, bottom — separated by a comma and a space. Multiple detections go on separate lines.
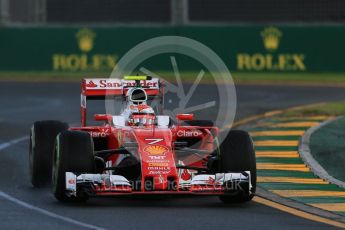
80, 77, 164, 126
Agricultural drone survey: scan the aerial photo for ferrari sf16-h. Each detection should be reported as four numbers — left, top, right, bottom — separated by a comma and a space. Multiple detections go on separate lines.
29, 76, 256, 203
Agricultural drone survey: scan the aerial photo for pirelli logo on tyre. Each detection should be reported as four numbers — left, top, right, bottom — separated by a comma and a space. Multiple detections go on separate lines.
144, 145, 168, 155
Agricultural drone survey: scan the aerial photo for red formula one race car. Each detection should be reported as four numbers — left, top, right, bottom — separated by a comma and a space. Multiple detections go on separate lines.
29, 76, 256, 203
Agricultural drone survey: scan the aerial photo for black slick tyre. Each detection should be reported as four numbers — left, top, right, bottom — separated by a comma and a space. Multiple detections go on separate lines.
52, 130, 95, 202
29, 120, 69, 187
218, 130, 256, 203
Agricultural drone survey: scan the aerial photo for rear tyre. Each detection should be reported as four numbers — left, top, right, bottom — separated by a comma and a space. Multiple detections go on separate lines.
218, 130, 256, 203
29, 120, 69, 187
52, 130, 95, 202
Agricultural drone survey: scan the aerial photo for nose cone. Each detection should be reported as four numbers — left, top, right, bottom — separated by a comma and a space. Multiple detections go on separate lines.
132, 129, 178, 191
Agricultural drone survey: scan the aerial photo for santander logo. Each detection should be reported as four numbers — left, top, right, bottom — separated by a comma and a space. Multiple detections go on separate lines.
86, 80, 98, 88
85, 78, 159, 90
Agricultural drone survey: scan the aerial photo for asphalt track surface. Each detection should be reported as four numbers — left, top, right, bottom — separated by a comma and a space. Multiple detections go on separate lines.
1, 82, 345, 230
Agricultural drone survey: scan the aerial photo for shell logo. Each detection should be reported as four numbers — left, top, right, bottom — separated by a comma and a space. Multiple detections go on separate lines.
144, 145, 168, 155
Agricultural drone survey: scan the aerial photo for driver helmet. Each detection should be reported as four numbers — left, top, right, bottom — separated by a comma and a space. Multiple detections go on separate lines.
127, 88, 147, 105
128, 105, 155, 126
126, 88, 155, 126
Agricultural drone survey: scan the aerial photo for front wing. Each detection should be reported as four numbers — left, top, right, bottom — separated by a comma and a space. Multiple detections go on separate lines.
65, 171, 252, 197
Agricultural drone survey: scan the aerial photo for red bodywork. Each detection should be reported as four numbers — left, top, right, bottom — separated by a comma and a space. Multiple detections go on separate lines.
70, 78, 219, 195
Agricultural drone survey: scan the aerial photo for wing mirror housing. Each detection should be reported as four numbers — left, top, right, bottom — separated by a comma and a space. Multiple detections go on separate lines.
176, 113, 194, 121
94, 114, 112, 122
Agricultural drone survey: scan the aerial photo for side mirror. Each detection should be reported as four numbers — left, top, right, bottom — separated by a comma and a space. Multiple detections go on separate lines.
176, 113, 194, 121
94, 114, 112, 122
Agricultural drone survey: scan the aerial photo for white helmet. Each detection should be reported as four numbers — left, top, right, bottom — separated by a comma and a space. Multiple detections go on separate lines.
127, 88, 147, 104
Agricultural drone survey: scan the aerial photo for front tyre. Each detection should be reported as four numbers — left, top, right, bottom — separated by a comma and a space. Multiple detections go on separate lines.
29, 120, 69, 187
218, 130, 256, 203
52, 130, 95, 202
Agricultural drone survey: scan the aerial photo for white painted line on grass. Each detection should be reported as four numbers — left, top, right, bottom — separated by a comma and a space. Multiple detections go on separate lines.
299, 117, 345, 189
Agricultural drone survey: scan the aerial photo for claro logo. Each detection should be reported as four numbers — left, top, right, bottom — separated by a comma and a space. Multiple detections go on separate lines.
177, 130, 202, 137
236, 26, 306, 71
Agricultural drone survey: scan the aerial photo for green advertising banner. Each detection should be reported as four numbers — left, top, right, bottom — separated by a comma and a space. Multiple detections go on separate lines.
0, 25, 344, 72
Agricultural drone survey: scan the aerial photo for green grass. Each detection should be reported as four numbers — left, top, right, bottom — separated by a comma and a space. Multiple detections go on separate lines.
310, 117, 345, 182
284, 101, 345, 117
233, 72, 345, 85
0, 71, 210, 82
1, 71, 345, 85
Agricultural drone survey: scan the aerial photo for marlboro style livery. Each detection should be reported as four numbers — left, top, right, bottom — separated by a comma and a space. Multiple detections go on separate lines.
29, 76, 256, 203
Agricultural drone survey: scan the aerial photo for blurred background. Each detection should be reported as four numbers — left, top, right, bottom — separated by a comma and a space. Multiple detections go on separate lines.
3, 0, 345, 24
0, 0, 345, 83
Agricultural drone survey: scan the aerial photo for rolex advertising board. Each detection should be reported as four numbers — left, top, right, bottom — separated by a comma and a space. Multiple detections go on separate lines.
0, 26, 344, 72
52, 28, 118, 71
236, 27, 306, 71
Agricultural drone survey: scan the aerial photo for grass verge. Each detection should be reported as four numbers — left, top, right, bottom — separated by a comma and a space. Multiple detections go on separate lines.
284, 101, 345, 117
1, 71, 345, 86
310, 117, 345, 182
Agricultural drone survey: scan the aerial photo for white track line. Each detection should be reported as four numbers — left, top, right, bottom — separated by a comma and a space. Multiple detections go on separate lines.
0, 136, 29, 150
0, 136, 107, 230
